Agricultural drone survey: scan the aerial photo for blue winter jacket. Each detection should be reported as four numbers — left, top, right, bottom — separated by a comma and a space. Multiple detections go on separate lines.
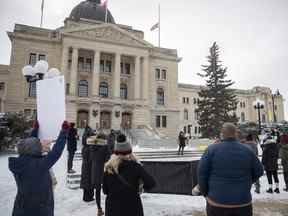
9, 130, 67, 216
198, 138, 263, 205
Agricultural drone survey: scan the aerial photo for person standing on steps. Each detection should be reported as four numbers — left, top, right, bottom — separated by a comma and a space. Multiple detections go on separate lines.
67, 122, 78, 174
178, 131, 186, 155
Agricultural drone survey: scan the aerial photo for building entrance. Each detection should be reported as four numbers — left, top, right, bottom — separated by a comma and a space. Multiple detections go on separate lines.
77, 110, 89, 128
121, 112, 132, 129
100, 111, 111, 129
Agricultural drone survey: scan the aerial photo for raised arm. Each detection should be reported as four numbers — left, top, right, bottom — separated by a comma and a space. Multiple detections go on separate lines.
39, 121, 69, 170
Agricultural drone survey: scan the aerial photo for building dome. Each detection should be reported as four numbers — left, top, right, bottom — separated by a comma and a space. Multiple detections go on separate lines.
69, 0, 115, 23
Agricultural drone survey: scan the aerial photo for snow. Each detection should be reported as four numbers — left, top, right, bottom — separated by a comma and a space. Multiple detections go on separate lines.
1, 150, 288, 216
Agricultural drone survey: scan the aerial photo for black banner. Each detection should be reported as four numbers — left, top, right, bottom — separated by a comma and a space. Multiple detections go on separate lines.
142, 160, 199, 195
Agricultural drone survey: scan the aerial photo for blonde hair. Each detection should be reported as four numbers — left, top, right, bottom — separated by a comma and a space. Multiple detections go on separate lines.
104, 153, 140, 174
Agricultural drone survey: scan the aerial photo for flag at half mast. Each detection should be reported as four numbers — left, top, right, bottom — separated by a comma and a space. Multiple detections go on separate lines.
150, 22, 159, 31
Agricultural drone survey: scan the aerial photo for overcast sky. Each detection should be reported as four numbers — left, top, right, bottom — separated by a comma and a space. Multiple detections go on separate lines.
0, 0, 287, 119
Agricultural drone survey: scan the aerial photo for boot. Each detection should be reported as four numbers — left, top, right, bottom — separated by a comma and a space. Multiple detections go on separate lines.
274, 188, 280, 194
254, 188, 260, 194
97, 209, 104, 216
266, 188, 273, 194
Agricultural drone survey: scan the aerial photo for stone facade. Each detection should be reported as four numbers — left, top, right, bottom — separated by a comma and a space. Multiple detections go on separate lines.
0, 16, 285, 138
178, 84, 285, 138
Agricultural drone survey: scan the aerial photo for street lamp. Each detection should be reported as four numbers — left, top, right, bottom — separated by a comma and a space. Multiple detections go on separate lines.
271, 90, 281, 123
22, 60, 60, 83
253, 99, 265, 134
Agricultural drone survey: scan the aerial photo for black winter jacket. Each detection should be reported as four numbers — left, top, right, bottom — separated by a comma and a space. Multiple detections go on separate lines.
67, 127, 78, 152
262, 142, 279, 171
103, 160, 156, 216
9, 130, 67, 216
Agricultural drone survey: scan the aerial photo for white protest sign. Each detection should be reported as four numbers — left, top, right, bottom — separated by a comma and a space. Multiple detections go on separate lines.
36, 76, 66, 140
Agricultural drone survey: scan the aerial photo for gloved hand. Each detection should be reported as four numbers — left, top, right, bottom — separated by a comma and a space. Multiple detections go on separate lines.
33, 120, 39, 129
62, 121, 70, 130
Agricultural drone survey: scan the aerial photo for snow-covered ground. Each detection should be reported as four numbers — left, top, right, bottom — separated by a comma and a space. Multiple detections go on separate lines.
1, 151, 288, 216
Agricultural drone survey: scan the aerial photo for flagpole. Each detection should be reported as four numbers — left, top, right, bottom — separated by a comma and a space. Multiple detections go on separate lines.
158, 4, 161, 47
40, 0, 44, 28
105, 2, 108, 23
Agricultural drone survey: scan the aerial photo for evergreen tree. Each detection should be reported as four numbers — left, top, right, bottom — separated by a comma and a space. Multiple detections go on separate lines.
197, 42, 238, 138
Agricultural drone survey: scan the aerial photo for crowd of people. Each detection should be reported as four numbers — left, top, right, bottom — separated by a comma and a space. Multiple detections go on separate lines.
7, 120, 288, 216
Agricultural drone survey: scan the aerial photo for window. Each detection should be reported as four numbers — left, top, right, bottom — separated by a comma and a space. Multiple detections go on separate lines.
125, 63, 130, 74
66, 83, 70, 95
78, 57, 84, 71
105, 60, 112, 72
157, 88, 165, 105
184, 126, 187, 133
29, 53, 37, 66
86, 58, 92, 72
243, 102, 246, 108
197, 98, 200, 105
188, 125, 191, 134
182, 97, 185, 104
0, 82, 5, 91
198, 127, 201, 134
275, 105, 277, 111
156, 115, 167, 128
241, 112, 245, 122
24, 109, 31, 117
262, 114, 266, 123
99, 82, 109, 98
194, 98, 197, 104
28, 82, 36, 97
156, 115, 161, 128
194, 126, 198, 134
186, 98, 189, 104
38, 54, 46, 61
161, 69, 167, 80
195, 111, 199, 120
120, 83, 128, 99
184, 109, 189, 120
100, 60, 105, 72
78, 80, 88, 97
155, 68, 161, 80
162, 116, 167, 128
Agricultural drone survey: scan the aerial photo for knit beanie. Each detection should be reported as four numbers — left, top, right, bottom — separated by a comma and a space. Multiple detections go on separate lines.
17, 137, 42, 156
114, 134, 132, 155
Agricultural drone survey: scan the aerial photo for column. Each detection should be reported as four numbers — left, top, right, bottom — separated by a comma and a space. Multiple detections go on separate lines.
142, 56, 149, 100
134, 56, 141, 99
60, 46, 69, 80
92, 51, 100, 97
70, 47, 78, 96
113, 53, 121, 98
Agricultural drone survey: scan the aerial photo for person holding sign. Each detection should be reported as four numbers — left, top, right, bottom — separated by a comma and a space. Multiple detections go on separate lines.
9, 121, 69, 216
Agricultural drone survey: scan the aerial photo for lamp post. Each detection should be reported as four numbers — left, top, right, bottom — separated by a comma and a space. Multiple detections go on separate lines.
22, 60, 61, 119
22, 60, 60, 83
253, 99, 265, 134
271, 90, 280, 123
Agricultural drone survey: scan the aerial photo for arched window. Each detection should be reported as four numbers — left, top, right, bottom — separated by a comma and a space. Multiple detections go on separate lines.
99, 82, 109, 98
78, 80, 88, 97
28, 82, 36, 97
241, 112, 245, 122
184, 109, 189, 120
120, 83, 128, 99
157, 88, 165, 105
